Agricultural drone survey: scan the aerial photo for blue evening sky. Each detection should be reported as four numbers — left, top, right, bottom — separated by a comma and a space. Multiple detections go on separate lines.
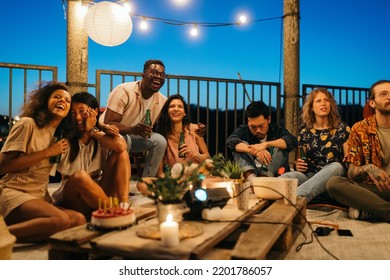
0, 0, 389, 115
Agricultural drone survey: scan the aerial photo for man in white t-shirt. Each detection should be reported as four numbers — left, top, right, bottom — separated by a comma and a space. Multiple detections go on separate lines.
99, 59, 168, 177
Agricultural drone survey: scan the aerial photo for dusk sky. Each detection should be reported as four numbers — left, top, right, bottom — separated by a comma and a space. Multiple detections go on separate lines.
0, 0, 389, 115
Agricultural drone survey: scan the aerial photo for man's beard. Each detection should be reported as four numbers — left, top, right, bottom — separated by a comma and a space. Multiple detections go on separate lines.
376, 105, 390, 115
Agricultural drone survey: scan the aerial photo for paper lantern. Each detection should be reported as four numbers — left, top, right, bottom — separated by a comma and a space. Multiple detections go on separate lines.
84, 1, 133, 47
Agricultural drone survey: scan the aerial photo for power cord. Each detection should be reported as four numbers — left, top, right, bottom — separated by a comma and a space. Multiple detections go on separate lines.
231, 184, 340, 260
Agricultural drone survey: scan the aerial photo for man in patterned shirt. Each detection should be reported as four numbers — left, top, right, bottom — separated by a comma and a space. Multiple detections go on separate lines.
327, 80, 390, 222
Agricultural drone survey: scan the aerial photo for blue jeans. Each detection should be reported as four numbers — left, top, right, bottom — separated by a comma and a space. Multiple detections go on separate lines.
125, 132, 167, 177
280, 162, 345, 202
232, 146, 290, 177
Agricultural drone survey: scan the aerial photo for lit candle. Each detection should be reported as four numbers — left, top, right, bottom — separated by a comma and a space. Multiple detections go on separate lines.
160, 214, 180, 247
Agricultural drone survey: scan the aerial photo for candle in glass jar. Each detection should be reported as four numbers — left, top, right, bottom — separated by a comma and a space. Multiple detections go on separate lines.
160, 214, 179, 247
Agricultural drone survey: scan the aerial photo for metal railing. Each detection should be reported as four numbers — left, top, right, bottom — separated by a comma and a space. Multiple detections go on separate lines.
0, 62, 58, 137
302, 84, 369, 128
96, 69, 281, 156
0, 62, 371, 157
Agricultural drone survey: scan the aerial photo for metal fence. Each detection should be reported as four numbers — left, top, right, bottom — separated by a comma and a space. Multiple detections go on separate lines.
0, 62, 370, 157
302, 84, 369, 128
96, 69, 281, 156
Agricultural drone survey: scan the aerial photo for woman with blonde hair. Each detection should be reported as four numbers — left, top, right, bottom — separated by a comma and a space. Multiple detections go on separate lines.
280, 87, 350, 202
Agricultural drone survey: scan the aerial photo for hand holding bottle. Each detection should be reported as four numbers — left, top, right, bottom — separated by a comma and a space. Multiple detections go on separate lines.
143, 109, 152, 138
295, 146, 308, 172
178, 132, 186, 158
49, 133, 67, 163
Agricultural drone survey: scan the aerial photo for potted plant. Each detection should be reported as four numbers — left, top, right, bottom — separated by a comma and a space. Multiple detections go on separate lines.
138, 156, 222, 223
222, 160, 251, 210
223, 160, 243, 181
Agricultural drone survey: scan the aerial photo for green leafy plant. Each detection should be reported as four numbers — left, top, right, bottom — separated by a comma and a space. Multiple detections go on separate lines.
138, 155, 224, 203
223, 160, 243, 180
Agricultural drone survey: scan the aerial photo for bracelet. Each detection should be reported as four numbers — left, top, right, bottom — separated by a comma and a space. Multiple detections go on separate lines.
90, 127, 99, 137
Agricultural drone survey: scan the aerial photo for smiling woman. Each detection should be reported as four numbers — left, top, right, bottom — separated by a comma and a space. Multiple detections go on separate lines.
154, 94, 210, 177
0, 81, 86, 243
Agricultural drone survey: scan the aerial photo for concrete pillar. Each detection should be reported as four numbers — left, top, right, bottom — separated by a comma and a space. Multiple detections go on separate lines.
66, 0, 88, 95
283, 0, 300, 138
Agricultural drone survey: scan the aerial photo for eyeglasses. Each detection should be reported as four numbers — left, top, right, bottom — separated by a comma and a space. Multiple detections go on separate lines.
145, 69, 166, 78
376, 91, 390, 99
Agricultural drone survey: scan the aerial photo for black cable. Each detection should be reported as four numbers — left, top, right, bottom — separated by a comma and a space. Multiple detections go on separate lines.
229, 184, 339, 260
130, 13, 284, 28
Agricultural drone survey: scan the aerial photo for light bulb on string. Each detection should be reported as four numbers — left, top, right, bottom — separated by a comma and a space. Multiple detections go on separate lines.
139, 18, 149, 30
77, 2, 88, 19
171, 0, 190, 7
190, 24, 198, 37
238, 15, 248, 25
123, 2, 132, 13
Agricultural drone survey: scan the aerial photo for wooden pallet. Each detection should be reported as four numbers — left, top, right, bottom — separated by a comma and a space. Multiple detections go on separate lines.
48, 197, 306, 260
194, 197, 306, 260
48, 204, 156, 260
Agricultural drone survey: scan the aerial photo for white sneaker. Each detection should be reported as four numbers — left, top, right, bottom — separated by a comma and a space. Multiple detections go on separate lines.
348, 207, 377, 221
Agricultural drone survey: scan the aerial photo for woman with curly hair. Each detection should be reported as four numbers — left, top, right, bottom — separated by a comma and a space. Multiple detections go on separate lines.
0, 81, 85, 243
155, 94, 210, 177
280, 88, 350, 203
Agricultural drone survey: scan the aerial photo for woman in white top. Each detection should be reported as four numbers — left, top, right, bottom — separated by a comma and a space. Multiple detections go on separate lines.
0, 81, 85, 243
52, 92, 130, 217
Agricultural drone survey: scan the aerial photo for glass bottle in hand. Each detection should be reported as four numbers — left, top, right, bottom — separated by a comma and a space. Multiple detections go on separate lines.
260, 147, 274, 172
50, 129, 63, 163
299, 146, 307, 161
143, 109, 152, 138
178, 131, 186, 158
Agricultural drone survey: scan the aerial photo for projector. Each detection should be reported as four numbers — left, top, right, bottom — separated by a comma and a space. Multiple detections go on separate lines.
182, 188, 231, 220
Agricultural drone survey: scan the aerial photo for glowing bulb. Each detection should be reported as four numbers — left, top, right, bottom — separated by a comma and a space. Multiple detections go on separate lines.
190, 25, 198, 37
78, 4, 88, 18
238, 15, 247, 24
123, 3, 132, 13
140, 19, 148, 30
172, 0, 190, 7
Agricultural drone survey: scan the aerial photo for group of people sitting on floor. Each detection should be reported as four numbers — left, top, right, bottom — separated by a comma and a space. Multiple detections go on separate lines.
0, 58, 389, 244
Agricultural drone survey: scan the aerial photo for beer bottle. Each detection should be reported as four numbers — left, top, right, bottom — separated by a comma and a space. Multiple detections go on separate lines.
299, 146, 307, 161
178, 131, 186, 158
260, 147, 274, 172
50, 129, 64, 163
143, 109, 152, 138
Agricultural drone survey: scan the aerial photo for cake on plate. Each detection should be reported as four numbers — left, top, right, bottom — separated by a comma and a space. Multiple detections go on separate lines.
91, 207, 136, 229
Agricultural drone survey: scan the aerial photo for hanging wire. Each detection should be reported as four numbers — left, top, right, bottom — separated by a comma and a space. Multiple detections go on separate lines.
130, 13, 284, 28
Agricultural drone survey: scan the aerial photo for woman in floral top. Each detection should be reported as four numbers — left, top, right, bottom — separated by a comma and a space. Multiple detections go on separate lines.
280, 88, 350, 202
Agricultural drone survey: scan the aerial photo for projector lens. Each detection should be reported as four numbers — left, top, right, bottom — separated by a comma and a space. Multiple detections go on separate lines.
194, 189, 208, 202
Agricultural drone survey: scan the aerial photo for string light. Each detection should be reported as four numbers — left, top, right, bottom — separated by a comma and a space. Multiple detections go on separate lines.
238, 15, 247, 25
139, 18, 148, 30
63, 1, 288, 41
122, 2, 132, 13
171, 0, 190, 7
189, 24, 198, 37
